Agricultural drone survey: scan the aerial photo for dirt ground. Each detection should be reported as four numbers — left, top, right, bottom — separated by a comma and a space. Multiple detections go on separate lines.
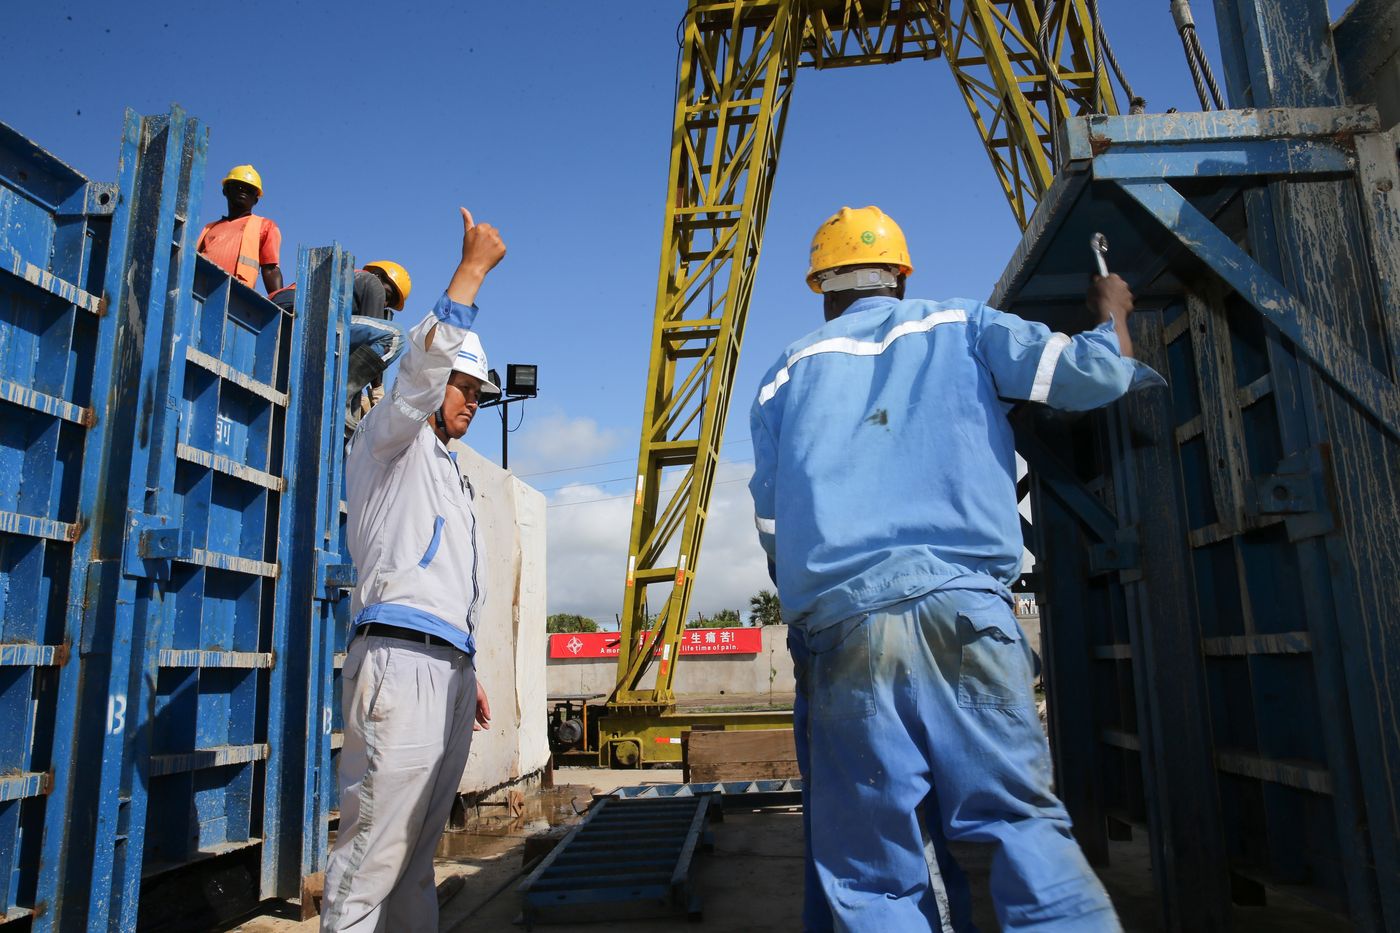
228, 765, 1349, 932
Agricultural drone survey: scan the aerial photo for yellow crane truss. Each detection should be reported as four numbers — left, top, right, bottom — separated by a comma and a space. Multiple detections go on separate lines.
612, 0, 1122, 716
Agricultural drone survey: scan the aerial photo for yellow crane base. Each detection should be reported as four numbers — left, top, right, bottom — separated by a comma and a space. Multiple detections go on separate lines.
596, 708, 795, 768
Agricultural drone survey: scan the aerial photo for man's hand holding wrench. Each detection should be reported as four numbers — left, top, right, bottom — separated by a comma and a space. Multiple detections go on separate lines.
1088, 232, 1136, 358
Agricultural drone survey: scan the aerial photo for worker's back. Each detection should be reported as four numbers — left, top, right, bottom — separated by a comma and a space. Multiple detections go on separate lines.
752, 294, 1029, 634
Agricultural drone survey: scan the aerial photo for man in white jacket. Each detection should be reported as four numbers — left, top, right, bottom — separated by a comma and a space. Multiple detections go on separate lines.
322, 207, 506, 933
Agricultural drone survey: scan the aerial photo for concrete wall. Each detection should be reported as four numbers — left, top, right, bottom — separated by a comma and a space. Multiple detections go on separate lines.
548, 623, 796, 699
547, 614, 1043, 698
449, 442, 550, 795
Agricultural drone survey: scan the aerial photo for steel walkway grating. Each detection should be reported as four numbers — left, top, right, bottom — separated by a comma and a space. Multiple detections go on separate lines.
517, 794, 717, 927
609, 778, 802, 808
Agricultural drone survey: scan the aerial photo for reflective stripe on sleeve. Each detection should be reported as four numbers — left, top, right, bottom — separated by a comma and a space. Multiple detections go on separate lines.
755, 515, 776, 534
1029, 333, 1072, 403
391, 386, 432, 422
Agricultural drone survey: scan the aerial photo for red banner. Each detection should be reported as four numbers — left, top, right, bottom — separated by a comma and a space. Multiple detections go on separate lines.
549, 627, 762, 659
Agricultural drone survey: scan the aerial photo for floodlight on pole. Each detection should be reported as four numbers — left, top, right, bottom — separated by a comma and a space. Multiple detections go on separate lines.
478, 364, 541, 470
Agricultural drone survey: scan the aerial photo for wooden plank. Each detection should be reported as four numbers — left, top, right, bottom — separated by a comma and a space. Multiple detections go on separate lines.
685, 729, 798, 784
689, 761, 801, 784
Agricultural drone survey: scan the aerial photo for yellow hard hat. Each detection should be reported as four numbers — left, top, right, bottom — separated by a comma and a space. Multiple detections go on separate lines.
806, 206, 913, 293
364, 260, 412, 310
222, 164, 263, 195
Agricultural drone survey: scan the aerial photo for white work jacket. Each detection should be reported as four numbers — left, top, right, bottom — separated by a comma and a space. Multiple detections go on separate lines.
344, 293, 485, 653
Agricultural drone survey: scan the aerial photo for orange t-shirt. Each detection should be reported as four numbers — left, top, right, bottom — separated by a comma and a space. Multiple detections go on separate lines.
197, 214, 282, 287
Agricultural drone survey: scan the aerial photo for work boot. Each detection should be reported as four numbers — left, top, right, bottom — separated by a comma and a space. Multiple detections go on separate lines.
346, 345, 388, 401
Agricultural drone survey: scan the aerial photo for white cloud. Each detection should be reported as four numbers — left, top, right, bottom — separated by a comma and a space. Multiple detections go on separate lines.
540, 481, 634, 627
686, 461, 774, 618
538, 459, 770, 628
509, 411, 622, 478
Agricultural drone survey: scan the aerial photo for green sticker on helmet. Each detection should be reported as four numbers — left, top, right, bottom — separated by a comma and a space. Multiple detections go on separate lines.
860, 231, 876, 244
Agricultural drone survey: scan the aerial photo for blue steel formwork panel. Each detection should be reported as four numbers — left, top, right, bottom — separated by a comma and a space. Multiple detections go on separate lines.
0, 119, 117, 926
327, 473, 353, 826
119, 250, 307, 924
328, 441, 354, 823
0, 107, 357, 929
262, 243, 355, 900
69, 106, 213, 931
991, 83, 1400, 933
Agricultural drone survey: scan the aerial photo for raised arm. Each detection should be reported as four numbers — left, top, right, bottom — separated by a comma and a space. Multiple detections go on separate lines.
362, 208, 506, 461
972, 274, 1163, 411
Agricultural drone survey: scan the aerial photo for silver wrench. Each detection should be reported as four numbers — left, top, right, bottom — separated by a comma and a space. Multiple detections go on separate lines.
1090, 233, 1109, 278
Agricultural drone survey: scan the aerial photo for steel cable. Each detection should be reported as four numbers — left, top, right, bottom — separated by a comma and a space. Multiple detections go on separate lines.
1189, 28, 1226, 109
1089, 0, 1145, 113
1171, 0, 1224, 110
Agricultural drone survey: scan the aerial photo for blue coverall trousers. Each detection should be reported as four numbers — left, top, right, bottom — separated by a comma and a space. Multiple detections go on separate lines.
349, 316, 406, 367
792, 589, 1119, 932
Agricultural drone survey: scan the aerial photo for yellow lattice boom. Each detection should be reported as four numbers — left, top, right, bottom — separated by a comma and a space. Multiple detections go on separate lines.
610, 0, 1122, 727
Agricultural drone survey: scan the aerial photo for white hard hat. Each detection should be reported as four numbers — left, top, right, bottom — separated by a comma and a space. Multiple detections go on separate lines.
451, 332, 500, 394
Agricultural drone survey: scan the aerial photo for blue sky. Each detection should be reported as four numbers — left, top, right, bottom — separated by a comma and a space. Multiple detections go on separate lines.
7, 0, 1353, 623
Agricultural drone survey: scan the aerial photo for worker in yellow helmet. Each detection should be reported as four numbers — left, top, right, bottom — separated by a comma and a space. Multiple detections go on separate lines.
196, 164, 283, 293
270, 259, 414, 427
750, 206, 1161, 931
347, 261, 413, 423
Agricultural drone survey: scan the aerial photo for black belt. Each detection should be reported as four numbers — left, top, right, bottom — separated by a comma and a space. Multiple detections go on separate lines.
359, 622, 456, 650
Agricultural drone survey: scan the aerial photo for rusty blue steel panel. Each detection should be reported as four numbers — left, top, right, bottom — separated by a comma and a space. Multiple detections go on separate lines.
992, 20, 1400, 924
0, 114, 117, 928
1116, 179, 1400, 441
1213, 0, 1398, 925
261, 243, 355, 899
74, 106, 208, 933
125, 248, 290, 899
309, 249, 354, 884
1, 106, 361, 929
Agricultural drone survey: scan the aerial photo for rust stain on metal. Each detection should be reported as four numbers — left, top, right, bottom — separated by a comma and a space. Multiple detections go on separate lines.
1089, 134, 1112, 156
40, 771, 54, 795
66, 517, 85, 542
97, 294, 109, 318
80, 406, 97, 427
53, 641, 72, 667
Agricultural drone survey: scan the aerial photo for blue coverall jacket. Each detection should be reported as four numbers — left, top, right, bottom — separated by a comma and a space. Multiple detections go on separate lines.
748, 294, 1162, 633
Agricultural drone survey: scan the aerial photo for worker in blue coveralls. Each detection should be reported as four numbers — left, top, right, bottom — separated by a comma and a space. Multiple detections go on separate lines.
749, 206, 1160, 932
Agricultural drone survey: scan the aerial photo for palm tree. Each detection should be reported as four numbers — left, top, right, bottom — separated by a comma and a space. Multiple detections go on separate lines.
748, 590, 783, 626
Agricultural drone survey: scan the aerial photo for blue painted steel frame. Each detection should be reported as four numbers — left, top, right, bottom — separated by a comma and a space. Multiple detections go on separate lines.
0, 114, 118, 927
262, 243, 355, 899
1211, 1, 1399, 925
0, 106, 361, 929
989, 5, 1400, 922
0, 105, 366, 924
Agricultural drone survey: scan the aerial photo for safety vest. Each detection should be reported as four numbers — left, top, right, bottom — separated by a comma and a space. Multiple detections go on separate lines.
197, 215, 265, 287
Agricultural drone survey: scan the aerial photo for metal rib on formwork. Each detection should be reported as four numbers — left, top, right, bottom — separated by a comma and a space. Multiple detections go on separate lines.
517, 794, 717, 928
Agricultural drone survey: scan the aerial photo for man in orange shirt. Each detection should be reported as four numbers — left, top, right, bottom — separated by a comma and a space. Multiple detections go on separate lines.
197, 164, 283, 293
